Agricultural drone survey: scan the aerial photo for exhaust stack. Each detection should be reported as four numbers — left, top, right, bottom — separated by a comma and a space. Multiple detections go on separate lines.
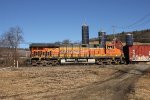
98, 31, 106, 48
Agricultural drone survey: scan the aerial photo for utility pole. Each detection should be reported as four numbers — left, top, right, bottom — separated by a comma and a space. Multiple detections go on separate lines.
14, 29, 19, 68
112, 26, 116, 39
112, 26, 116, 47
16, 31, 19, 68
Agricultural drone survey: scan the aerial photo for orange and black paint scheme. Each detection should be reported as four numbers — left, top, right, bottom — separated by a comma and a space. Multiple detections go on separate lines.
29, 39, 125, 66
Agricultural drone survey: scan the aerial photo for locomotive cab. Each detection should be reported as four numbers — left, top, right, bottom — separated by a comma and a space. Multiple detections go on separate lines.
106, 44, 114, 49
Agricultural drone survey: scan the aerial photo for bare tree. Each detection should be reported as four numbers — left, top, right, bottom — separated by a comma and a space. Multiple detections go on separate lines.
62, 39, 71, 45
0, 26, 24, 67
4, 27, 23, 48
54, 41, 62, 45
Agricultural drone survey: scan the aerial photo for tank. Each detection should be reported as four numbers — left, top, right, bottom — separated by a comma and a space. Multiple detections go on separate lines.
82, 24, 89, 44
98, 32, 107, 48
98, 31, 102, 44
126, 34, 133, 46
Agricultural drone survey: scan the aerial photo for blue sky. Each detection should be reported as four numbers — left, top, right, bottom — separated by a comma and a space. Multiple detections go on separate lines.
0, 0, 150, 48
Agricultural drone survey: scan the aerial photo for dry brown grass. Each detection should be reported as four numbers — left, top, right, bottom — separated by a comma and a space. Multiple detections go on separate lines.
128, 73, 150, 100
0, 66, 115, 100
1, 65, 149, 100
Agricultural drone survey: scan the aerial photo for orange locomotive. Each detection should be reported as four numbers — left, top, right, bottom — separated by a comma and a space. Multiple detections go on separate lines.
30, 39, 125, 66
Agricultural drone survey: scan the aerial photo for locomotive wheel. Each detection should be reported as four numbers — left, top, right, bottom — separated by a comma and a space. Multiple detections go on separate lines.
52, 60, 58, 66
40, 60, 46, 66
107, 59, 112, 65
96, 59, 103, 65
121, 58, 127, 64
114, 59, 121, 65
42, 61, 47, 66
115, 60, 120, 65
32, 60, 37, 66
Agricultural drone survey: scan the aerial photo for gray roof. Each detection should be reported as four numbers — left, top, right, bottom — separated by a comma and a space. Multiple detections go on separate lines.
29, 43, 59, 48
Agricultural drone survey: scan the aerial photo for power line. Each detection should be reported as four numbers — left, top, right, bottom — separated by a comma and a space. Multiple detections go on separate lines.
131, 18, 150, 28
125, 12, 150, 28
112, 26, 116, 38
115, 12, 150, 30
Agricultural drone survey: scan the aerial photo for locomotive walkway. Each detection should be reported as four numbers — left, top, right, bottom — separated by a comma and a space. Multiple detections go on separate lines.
55, 65, 150, 100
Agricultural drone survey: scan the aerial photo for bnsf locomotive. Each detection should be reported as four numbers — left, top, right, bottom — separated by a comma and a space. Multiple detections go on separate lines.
29, 32, 127, 66
29, 31, 150, 66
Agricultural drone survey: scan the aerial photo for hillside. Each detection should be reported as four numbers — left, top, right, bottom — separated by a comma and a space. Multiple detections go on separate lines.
107, 29, 150, 43
90, 29, 150, 43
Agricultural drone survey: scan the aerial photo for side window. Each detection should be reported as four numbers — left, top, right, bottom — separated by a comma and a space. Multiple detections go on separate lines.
107, 46, 114, 49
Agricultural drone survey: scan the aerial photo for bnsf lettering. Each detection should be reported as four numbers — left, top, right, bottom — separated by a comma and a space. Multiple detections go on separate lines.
60, 50, 80, 54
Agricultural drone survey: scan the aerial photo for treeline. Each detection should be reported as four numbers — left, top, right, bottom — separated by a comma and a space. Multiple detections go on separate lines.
107, 29, 150, 43
0, 26, 24, 67
54, 39, 81, 45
